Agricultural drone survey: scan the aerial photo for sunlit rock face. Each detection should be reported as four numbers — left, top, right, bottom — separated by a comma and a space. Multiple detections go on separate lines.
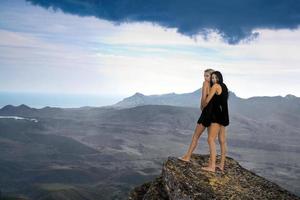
128, 154, 300, 200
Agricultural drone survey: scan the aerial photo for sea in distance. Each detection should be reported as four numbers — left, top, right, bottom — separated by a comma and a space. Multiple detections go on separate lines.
0, 91, 123, 109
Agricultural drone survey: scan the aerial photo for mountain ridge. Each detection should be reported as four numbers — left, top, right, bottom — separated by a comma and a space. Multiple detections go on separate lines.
1, 88, 299, 110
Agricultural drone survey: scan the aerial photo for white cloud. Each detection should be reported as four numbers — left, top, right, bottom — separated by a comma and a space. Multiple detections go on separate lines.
0, 0, 299, 98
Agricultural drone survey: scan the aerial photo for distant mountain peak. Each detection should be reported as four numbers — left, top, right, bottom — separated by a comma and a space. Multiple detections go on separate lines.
0, 104, 35, 115
129, 154, 299, 199
132, 92, 145, 97
18, 104, 32, 109
1, 104, 32, 110
1, 104, 15, 110
285, 94, 297, 99
112, 88, 243, 108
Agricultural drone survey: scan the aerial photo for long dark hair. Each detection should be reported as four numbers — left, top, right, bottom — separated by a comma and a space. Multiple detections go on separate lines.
210, 71, 223, 86
210, 71, 229, 100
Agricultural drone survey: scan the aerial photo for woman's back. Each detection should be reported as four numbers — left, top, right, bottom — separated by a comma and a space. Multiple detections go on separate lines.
211, 83, 229, 126
220, 83, 229, 126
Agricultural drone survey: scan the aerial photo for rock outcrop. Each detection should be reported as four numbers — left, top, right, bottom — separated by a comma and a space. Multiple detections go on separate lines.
128, 154, 300, 200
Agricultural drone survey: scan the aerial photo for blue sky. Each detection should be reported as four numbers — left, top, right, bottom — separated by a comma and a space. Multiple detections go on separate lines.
0, 0, 300, 99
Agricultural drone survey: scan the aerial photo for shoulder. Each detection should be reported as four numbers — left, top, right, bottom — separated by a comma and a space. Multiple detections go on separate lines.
212, 83, 221, 89
220, 83, 228, 91
202, 81, 209, 86
202, 81, 210, 88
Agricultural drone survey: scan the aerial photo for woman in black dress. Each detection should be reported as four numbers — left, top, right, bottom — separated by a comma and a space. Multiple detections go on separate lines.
201, 71, 229, 173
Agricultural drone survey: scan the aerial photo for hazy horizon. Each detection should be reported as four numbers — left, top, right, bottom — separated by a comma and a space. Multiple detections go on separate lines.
0, 89, 298, 109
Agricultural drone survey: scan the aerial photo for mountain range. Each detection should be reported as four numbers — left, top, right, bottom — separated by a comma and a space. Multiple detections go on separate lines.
0, 88, 299, 199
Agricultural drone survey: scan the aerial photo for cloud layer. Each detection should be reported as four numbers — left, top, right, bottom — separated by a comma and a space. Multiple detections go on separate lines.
25, 0, 300, 44
1, 0, 300, 98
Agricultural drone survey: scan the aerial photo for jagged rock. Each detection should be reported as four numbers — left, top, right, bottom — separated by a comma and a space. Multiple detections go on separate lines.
128, 154, 300, 200
128, 176, 169, 200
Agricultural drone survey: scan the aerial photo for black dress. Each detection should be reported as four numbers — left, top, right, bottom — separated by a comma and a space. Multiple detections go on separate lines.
197, 95, 213, 127
211, 83, 229, 126
197, 83, 229, 127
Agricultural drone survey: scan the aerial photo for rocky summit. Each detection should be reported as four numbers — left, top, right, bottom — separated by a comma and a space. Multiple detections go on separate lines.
128, 154, 300, 200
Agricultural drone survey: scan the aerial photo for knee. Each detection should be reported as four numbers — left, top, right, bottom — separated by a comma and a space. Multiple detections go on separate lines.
193, 132, 201, 140
218, 137, 226, 144
207, 137, 215, 144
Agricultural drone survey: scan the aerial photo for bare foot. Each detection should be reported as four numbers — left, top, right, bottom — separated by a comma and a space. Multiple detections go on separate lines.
216, 164, 224, 170
201, 166, 215, 173
203, 158, 211, 167
216, 164, 224, 173
178, 156, 191, 163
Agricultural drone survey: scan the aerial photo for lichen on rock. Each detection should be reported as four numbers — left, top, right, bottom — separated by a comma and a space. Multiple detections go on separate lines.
128, 154, 300, 200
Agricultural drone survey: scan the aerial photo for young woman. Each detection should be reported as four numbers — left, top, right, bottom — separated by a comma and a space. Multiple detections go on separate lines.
201, 71, 229, 173
178, 69, 228, 173
178, 68, 214, 162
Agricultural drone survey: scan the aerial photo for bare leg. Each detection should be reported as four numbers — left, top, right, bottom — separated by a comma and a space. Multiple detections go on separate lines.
201, 123, 221, 172
203, 126, 212, 166
178, 123, 206, 162
216, 126, 227, 171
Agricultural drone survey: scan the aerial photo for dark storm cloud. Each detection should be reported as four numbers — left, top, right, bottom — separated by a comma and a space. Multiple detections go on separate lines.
26, 0, 300, 44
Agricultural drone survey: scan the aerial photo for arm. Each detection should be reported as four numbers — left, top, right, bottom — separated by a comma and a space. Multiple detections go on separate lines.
200, 82, 209, 110
203, 84, 218, 108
